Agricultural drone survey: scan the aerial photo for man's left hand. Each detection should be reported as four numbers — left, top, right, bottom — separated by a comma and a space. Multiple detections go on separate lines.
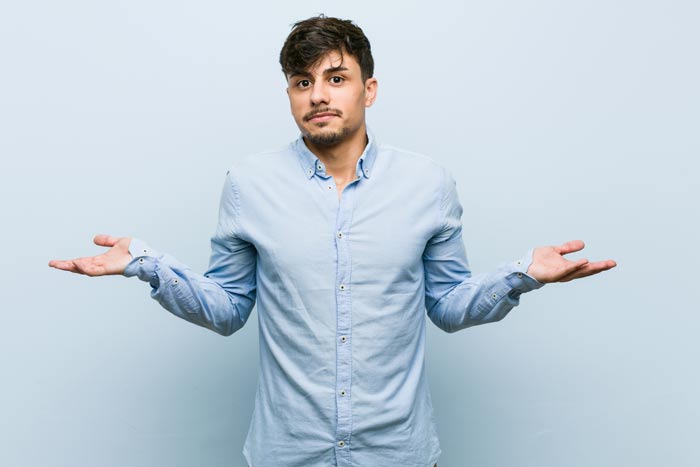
527, 240, 616, 284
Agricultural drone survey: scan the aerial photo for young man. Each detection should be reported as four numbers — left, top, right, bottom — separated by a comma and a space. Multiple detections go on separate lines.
49, 16, 615, 467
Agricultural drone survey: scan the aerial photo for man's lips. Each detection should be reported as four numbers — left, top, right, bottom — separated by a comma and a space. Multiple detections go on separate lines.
306, 112, 339, 122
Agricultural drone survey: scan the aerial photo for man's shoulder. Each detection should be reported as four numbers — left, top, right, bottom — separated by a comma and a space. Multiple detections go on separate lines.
225, 143, 297, 178
377, 143, 450, 180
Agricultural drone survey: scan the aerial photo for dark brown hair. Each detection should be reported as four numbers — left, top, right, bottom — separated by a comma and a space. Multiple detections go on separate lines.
279, 15, 374, 82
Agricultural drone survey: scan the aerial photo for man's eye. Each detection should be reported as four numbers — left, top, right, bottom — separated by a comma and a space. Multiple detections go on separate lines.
330, 76, 344, 84
297, 79, 311, 88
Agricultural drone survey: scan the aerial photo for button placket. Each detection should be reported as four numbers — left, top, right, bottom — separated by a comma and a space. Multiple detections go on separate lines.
333, 177, 357, 464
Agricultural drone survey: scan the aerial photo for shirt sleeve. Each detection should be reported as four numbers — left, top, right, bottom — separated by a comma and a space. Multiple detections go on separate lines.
423, 168, 544, 333
123, 169, 257, 336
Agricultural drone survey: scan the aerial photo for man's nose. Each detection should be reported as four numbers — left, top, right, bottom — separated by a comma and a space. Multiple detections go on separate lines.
310, 81, 330, 106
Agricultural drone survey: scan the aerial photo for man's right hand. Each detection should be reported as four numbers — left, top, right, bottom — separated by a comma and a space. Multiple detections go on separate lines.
48, 234, 133, 276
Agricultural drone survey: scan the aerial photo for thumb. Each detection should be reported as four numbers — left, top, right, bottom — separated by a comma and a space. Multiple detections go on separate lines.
93, 234, 120, 248
554, 240, 585, 255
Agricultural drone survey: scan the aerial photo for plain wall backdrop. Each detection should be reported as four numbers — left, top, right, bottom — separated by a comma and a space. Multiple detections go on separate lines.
1, 0, 698, 466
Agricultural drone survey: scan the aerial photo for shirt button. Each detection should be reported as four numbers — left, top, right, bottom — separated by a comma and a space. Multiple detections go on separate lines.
516, 260, 522, 265
138, 258, 144, 264
317, 164, 323, 170
339, 390, 346, 397
308, 169, 313, 175
338, 441, 345, 447
328, 186, 332, 190
337, 232, 343, 238
173, 279, 179, 285
491, 293, 497, 299
340, 335, 347, 343
517, 273, 523, 278
339, 284, 346, 291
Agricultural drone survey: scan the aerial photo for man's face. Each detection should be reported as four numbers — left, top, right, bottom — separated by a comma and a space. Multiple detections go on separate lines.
286, 50, 377, 147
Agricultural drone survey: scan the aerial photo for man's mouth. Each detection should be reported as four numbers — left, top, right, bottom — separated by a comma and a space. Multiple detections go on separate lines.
309, 114, 337, 123
305, 110, 341, 122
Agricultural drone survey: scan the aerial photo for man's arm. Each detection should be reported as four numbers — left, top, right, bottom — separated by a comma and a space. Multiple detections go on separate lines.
423, 168, 615, 333
48, 170, 258, 336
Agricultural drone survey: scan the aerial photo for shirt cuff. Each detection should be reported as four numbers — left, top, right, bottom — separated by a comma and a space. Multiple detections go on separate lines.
505, 248, 545, 293
123, 238, 161, 288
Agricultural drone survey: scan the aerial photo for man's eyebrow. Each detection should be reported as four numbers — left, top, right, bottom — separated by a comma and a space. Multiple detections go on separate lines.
322, 66, 349, 75
289, 66, 349, 79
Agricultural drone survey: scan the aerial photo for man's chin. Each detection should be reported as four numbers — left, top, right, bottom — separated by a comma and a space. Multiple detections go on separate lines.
304, 127, 351, 147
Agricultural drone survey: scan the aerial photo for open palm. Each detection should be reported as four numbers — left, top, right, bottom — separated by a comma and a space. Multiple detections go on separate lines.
527, 240, 616, 283
48, 235, 132, 276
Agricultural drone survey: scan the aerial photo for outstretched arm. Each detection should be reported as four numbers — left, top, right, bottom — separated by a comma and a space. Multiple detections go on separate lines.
48, 170, 258, 336
424, 168, 616, 333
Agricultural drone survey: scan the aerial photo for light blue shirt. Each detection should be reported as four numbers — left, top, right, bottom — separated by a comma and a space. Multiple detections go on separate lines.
124, 132, 544, 467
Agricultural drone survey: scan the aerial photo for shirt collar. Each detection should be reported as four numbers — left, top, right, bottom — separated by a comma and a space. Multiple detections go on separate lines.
295, 129, 378, 180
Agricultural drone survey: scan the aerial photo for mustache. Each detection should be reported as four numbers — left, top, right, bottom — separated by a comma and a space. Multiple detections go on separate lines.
303, 108, 343, 121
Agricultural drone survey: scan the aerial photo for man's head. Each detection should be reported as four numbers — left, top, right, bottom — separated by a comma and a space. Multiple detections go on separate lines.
279, 15, 374, 83
280, 15, 377, 147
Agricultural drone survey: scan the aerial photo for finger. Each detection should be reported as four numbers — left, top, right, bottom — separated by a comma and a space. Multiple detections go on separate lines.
558, 259, 617, 282
93, 234, 120, 248
554, 240, 585, 256
48, 259, 79, 273
49, 257, 105, 276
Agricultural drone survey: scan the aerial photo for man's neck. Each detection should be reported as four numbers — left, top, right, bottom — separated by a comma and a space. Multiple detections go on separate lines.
304, 125, 368, 184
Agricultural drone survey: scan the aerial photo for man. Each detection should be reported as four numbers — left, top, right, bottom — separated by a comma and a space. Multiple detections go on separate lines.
49, 15, 616, 467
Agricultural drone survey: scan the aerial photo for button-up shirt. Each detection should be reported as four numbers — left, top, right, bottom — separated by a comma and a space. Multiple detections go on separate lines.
124, 131, 544, 467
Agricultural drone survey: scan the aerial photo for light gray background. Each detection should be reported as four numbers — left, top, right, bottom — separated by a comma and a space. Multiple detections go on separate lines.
1, 0, 698, 466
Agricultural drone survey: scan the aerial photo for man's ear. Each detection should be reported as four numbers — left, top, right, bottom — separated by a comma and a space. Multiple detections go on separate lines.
364, 78, 378, 107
